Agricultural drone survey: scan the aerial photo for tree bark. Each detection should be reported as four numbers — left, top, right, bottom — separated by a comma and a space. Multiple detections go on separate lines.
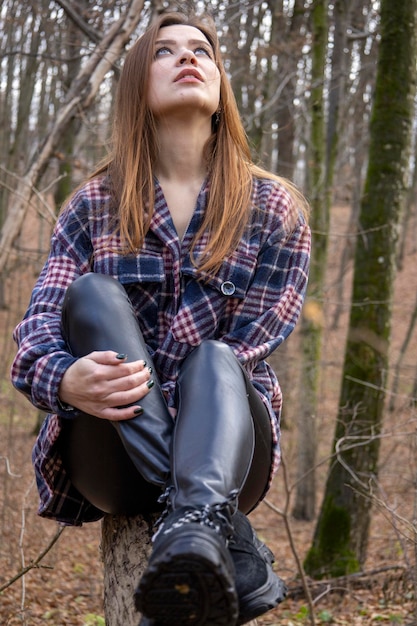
101, 513, 157, 625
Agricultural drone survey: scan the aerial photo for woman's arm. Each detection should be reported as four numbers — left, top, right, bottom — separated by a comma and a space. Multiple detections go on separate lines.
218, 179, 311, 377
11, 199, 92, 414
11, 183, 152, 419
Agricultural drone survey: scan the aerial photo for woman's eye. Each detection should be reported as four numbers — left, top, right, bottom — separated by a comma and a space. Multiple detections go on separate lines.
155, 46, 172, 57
195, 47, 212, 57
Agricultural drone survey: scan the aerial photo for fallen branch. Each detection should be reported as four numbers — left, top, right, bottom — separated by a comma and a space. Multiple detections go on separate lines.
285, 563, 411, 599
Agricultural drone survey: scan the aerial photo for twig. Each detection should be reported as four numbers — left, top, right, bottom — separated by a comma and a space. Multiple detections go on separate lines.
265, 454, 316, 626
0, 525, 65, 593
312, 584, 364, 605
0, 456, 21, 478
286, 564, 410, 597
0, 165, 58, 223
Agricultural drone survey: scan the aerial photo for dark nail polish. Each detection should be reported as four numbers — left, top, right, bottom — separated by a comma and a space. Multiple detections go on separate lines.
116, 353, 127, 360
148, 366, 153, 375
146, 379, 154, 390
133, 406, 144, 415
142, 360, 147, 367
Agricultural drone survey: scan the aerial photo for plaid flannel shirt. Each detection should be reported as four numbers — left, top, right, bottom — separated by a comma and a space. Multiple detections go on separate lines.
11, 175, 310, 525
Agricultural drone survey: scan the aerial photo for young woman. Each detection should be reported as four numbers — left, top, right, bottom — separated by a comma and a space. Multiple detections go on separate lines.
11, 11, 310, 626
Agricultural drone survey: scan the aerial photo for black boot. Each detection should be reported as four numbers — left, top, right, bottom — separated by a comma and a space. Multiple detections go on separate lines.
135, 340, 256, 626
230, 511, 287, 625
137, 503, 289, 626
136, 499, 239, 625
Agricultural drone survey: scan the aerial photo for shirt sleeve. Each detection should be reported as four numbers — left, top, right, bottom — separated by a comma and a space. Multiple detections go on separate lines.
10, 191, 94, 415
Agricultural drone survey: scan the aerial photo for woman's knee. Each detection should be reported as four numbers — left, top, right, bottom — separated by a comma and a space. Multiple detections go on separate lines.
61, 273, 139, 355
184, 340, 238, 371
63, 273, 125, 314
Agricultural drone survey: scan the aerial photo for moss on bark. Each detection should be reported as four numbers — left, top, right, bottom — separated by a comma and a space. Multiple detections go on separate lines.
304, 495, 359, 578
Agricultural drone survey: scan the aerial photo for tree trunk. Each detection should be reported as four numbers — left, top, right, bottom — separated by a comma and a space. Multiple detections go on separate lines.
275, 0, 307, 180
101, 513, 156, 624
53, 5, 85, 211
101, 514, 258, 625
292, 0, 329, 522
304, 0, 417, 578
330, 0, 377, 330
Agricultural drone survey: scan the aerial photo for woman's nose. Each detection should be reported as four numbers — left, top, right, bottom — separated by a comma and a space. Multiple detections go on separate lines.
179, 50, 197, 65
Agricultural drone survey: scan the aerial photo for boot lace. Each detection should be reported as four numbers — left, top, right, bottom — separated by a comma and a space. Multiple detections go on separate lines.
153, 489, 239, 544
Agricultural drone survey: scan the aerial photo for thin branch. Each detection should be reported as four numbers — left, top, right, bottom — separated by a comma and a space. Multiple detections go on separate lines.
0, 165, 58, 223
0, 526, 65, 593
53, 0, 102, 44
265, 454, 316, 626
286, 564, 410, 599
0, 456, 21, 478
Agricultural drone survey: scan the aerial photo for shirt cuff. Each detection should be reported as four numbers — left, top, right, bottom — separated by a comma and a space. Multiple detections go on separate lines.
56, 396, 75, 412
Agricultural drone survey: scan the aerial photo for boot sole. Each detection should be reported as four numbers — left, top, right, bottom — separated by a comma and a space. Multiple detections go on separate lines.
237, 564, 287, 625
135, 526, 238, 625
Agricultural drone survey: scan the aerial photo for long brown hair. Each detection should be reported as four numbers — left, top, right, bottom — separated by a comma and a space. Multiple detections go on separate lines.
94, 12, 308, 275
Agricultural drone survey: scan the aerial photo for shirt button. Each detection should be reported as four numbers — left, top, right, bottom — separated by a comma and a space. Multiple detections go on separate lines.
221, 281, 236, 296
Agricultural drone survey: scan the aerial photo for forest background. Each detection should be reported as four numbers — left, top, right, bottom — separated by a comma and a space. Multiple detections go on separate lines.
0, 0, 416, 624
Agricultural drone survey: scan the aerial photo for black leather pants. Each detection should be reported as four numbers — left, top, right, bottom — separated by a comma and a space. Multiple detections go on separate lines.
59, 274, 273, 516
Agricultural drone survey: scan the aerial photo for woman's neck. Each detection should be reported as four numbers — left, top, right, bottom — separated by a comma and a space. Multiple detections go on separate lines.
154, 118, 211, 184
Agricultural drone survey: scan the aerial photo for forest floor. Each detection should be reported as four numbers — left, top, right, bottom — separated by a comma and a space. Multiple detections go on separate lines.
0, 204, 416, 625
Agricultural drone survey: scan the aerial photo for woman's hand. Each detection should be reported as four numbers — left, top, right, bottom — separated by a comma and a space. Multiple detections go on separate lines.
58, 351, 153, 421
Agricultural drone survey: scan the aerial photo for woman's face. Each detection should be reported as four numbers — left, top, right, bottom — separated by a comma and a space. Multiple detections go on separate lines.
147, 24, 221, 122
